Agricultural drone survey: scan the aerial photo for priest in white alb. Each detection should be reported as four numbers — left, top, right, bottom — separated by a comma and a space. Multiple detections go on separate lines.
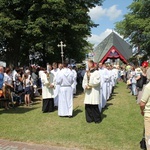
51, 62, 60, 107
68, 65, 77, 94
56, 63, 74, 117
98, 62, 106, 111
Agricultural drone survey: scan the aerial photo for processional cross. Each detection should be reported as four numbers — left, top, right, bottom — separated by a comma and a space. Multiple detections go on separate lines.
57, 41, 66, 63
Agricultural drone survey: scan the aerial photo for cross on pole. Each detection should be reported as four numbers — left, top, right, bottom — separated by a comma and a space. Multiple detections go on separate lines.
57, 41, 66, 63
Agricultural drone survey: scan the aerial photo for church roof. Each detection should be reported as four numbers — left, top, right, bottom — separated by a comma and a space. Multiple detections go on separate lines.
93, 31, 132, 63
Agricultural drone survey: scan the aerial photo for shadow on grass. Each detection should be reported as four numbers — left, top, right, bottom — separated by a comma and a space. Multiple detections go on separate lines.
100, 86, 120, 120
73, 107, 83, 117
101, 113, 107, 121
101, 103, 113, 121
31, 101, 41, 106
0, 103, 40, 114
114, 85, 119, 89
108, 97, 114, 101
108, 91, 118, 101
33, 96, 42, 101
112, 92, 118, 95
0, 107, 38, 114
105, 103, 113, 109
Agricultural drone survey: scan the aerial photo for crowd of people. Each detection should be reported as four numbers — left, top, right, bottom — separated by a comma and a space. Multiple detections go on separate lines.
0, 63, 78, 116
0, 61, 130, 115
82, 60, 150, 149
82, 60, 119, 123
109, 61, 150, 150
1, 61, 150, 137
0, 66, 38, 109
117, 62, 149, 104
0, 61, 119, 116
1, 59, 150, 148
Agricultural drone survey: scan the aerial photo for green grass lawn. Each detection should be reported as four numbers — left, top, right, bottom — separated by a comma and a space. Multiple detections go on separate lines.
0, 82, 143, 150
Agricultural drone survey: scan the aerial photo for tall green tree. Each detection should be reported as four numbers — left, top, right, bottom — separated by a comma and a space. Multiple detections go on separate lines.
0, 0, 103, 66
115, 0, 150, 58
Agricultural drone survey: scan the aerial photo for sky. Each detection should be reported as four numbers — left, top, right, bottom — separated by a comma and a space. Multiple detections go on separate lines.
88, 0, 133, 46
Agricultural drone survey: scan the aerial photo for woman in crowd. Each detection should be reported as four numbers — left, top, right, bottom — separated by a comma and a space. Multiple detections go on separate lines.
25, 69, 34, 102
4, 68, 13, 103
31, 67, 38, 94
120, 67, 125, 82
23, 73, 32, 106
130, 66, 138, 96
14, 68, 24, 104
0, 66, 9, 110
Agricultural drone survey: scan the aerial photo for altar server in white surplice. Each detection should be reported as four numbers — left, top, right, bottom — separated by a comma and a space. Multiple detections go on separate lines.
51, 62, 60, 107
82, 60, 101, 123
56, 63, 74, 117
41, 70, 54, 113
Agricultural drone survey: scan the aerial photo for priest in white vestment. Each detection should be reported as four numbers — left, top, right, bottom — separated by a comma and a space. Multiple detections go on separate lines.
68, 65, 77, 94
82, 60, 101, 123
112, 66, 119, 86
56, 63, 74, 117
110, 66, 117, 94
103, 65, 110, 100
109, 68, 114, 97
98, 63, 107, 111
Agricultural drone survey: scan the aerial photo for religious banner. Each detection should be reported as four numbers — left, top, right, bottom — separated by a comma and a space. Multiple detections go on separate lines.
109, 48, 120, 58
101, 46, 128, 64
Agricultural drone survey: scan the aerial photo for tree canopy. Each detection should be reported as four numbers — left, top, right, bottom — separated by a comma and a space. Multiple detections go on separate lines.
115, 0, 150, 59
0, 0, 103, 66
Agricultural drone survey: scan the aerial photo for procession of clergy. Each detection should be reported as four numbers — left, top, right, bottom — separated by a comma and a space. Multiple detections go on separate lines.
42, 60, 118, 123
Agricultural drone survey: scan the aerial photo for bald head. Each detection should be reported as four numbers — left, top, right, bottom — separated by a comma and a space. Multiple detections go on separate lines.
99, 62, 103, 69
0, 66, 4, 73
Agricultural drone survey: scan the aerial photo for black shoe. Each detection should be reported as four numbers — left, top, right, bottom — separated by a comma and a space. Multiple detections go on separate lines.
87, 121, 93, 123
95, 120, 101, 124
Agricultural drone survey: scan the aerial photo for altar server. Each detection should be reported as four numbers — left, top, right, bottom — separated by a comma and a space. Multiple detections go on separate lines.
41, 70, 54, 113
82, 60, 101, 123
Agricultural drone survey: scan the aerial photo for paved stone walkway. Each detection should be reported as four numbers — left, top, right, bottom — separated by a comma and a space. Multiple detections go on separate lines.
0, 139, 79, 150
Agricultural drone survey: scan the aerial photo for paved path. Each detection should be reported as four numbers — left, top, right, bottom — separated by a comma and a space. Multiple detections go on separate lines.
0, 139, 79, 150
